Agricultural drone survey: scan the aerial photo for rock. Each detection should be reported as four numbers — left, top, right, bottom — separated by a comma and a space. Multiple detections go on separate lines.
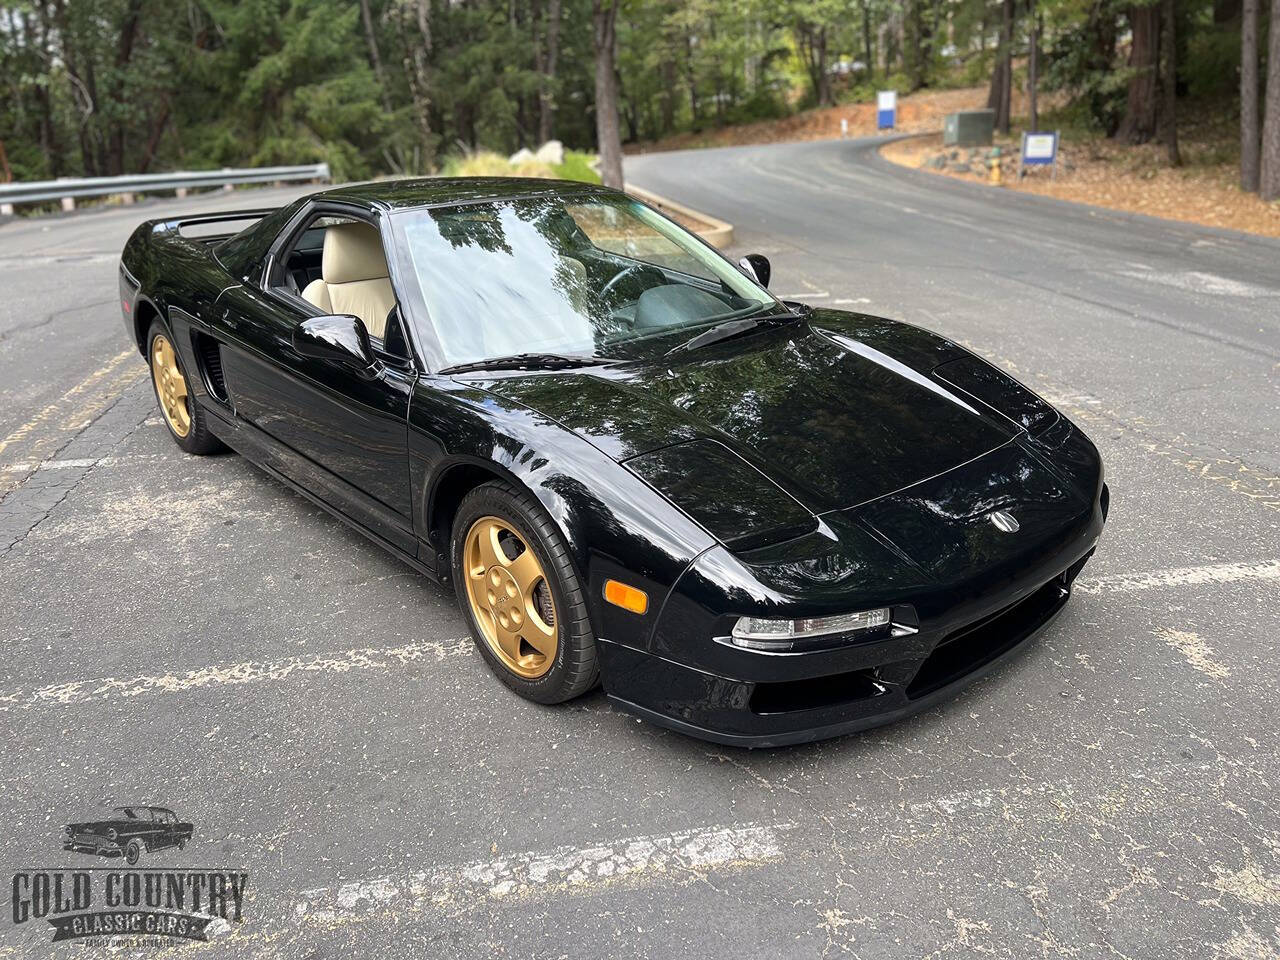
929, 155, 947, 169
508, 148, 535, 165
951, 162, 972, 174
949, 149, 960, 161
534, 140, 565, 165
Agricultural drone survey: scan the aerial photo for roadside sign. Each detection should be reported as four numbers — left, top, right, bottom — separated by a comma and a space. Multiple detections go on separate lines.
877, 91, 897, 130
1018, 130, 1060, 180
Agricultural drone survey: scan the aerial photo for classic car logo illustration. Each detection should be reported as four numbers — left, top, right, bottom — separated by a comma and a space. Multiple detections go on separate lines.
64, 805, 193, 866
8, 806, 248, 946
989, 510, 1021, 533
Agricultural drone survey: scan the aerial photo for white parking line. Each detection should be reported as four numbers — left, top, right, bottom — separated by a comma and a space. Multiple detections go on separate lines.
294, 821, 792, 919
1, 561, 1275, 714
0, 638, 473, 712
2, 452, 187, 474
1, 457, 104, 474
1158, 628, 1231, 681
1116, 268, 1278, 299
1076, 560, 1280, 596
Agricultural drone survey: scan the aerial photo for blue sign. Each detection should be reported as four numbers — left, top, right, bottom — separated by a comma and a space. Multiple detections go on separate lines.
876, 91, 897, 130
1021, 131, 1058, 165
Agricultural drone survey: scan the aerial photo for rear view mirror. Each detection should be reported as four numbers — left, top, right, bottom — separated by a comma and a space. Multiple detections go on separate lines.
292, 315, 380, 378
738, 253, 771, 289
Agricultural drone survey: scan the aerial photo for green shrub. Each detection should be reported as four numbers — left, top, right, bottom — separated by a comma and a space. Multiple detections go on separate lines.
841, 72, 912, 105
725, 88, 790, 125
960, 50, 995, 87
440, 150, 554, 178
438, 148, 600, 183
1184, 23, 1241, 98
552, 150, 601, 183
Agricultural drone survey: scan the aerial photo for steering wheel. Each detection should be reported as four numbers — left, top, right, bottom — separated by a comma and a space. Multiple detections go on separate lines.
599, 264, 647, 304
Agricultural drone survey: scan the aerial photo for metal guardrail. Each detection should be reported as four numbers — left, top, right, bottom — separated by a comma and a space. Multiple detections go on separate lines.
0, 163, 331, 213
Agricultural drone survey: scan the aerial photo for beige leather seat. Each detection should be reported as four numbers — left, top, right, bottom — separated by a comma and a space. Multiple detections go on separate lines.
301, 222, 396, 339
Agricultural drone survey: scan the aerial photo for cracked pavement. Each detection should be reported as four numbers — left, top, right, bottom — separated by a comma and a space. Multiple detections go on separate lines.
0, 145, 1278, 957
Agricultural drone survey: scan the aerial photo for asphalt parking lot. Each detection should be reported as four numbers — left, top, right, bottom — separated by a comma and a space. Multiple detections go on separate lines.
2, 138, 1279, 958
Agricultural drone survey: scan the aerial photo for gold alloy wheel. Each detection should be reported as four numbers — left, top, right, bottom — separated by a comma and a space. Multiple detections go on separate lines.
150, 334, 191, 438
463, 516, 558, 679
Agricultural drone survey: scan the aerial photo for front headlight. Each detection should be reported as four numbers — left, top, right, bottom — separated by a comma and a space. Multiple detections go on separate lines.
106, 829, 117, 840
730, 608, 890, 650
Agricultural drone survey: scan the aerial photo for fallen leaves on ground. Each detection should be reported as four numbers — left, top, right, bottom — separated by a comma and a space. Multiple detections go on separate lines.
881, 133, 1280, 239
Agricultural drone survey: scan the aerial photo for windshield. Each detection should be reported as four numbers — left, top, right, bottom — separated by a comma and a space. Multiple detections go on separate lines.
397, 193, 778, 368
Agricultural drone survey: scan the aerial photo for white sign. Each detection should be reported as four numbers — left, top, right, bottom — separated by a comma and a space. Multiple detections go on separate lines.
876, 90, 897, 130
1018, 130, 1060, 180
1023, 133, 1057, 162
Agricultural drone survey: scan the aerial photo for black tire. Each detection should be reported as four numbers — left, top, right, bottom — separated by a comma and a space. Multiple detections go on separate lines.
125, 839, 142, 866
450, 480, 598, 704
147, 319, 223, 455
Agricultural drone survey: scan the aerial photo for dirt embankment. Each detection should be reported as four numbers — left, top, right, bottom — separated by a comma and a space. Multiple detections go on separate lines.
627, 88, 998, 154
880, 133, 1280, 240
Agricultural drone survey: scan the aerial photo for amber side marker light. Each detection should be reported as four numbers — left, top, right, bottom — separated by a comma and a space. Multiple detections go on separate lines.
604, 580, 648, 614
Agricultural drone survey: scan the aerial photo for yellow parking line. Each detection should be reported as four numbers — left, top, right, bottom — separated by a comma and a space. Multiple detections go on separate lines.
0, 348, 138, 458
0, 349, 143, 496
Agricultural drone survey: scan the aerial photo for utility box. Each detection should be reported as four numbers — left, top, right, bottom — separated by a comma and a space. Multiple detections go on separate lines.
943, 110, 995, 147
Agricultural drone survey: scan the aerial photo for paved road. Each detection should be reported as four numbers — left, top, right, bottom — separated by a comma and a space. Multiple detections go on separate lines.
1, 140, 1278, 958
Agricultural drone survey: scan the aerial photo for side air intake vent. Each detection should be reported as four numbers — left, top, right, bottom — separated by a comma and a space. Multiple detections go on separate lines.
193, 332, 228, 403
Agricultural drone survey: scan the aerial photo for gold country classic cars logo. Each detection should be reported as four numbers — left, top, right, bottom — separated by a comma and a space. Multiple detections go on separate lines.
10, 805, 248, 946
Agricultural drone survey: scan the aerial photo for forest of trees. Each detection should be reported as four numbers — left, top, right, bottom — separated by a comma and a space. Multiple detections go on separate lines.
1, 0, 1278, 198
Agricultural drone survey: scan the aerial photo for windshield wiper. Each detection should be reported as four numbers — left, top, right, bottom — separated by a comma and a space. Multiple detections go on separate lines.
439, 352, 607, 375
665, 307, 806, 357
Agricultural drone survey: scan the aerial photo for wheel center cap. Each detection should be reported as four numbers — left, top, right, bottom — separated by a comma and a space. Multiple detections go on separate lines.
486, 565, 524, 630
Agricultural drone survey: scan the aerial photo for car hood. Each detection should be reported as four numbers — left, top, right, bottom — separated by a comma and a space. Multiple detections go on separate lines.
482, 310, 1017, 516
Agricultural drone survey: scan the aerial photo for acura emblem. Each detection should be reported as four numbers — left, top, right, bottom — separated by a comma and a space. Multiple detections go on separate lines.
989, 510, 1020, 533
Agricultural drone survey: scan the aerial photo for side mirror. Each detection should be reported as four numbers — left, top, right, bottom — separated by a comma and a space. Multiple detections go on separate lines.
738, 253, 771, 289
292, 315, 380, 378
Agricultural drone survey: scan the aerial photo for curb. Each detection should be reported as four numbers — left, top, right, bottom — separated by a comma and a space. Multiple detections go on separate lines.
625, 183, 734, 249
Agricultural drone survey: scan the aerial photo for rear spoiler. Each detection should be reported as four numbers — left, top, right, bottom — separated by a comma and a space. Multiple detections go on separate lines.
150, 207, 278, 237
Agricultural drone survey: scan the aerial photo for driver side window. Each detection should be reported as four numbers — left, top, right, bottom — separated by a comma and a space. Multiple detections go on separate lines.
272, 215, 407, 358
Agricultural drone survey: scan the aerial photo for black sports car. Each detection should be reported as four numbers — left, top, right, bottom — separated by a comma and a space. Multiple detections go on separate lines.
118, 178, 1107, 747
64, 806, 193, 865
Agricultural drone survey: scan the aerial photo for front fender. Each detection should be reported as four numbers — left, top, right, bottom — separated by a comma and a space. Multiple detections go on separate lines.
408, 375, 716, 650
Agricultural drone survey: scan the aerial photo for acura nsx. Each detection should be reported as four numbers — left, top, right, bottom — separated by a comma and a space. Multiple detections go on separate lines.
119, 178, 1107, 747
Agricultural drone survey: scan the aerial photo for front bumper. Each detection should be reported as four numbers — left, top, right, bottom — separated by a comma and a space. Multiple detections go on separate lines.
601, 557, 1081, 746
64, 838, 122, 857
598, 478, 1105, 748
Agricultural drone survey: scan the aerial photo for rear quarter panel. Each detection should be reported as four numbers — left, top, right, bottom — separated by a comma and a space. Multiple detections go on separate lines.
121, 222, 253, 431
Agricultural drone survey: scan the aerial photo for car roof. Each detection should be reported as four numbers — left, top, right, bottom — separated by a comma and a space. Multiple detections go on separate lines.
312, 176, 613, 213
